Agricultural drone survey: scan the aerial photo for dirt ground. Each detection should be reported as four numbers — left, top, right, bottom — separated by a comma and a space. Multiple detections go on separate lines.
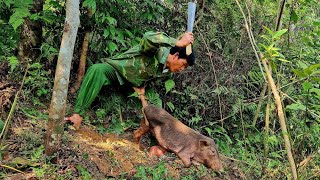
1, 120, 245, 179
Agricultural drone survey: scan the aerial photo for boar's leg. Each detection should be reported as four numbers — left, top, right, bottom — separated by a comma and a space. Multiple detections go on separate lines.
191, 160, 201, 166
177, 149, 192, 167
133, 118, 150, 144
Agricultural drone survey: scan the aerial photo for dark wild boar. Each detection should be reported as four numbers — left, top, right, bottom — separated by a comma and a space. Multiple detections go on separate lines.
135, 104, 223, 171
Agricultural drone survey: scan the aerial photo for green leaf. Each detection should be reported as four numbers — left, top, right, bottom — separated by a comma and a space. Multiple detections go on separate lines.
31, 145, 45, 161
166, 101, 175, 111
263, 26, 273, 35
277, 58, 290, 63
310, 88, 320, 96
307, 64, 320, 71
205, 127, 213, 136
311, 77, 320, 82
297, 61, 308, 69
82, 0, 96, 14
106, 16, 117, 26
7, 56, 19, 72
286, 103, 306, 111
107, 42, 118, 54
270, 152, 282, 158
146, 90, 162, 108
103, 29, 109, 38
290, 10, 298, 23
0, 119, 3, 132
273, 29, 287, 39
128, 91, 138, 98
165, 79, 175, 94
109, 26, 116, 38
302, 81, 313, 91
313, 21, 320, 26
125, 29, 134, 38
4, 0, 14, 7
311, 70, 320, 76
292, 69, 306, 78
9, 8, 31, 30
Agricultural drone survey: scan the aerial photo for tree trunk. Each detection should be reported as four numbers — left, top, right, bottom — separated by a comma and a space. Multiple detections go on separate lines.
70, 31, 90, 94
17, 0, 43, 62
45, 0, 80, 156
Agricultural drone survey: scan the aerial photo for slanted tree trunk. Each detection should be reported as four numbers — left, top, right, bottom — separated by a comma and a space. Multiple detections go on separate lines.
70, 31, 90, 94
70, 9, 93, 94
45, 0, 80, 156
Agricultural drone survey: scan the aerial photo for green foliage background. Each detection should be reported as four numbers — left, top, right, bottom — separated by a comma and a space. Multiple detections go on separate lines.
0, 0, 319, 179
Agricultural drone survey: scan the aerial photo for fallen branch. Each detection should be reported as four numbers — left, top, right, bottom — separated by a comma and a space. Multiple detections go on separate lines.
0, 64, 29, 147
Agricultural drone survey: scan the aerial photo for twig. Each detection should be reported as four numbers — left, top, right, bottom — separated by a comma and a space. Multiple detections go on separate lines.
239, 101, 247, 152
252, 83, 268, 126
262, 83, 271, 174
0, 164, 25, 174
238, 0, 266, 82
220, 154, 251, 165
0, 64, 30, 147
196, 24, 224, 126
298, 154, 315, 168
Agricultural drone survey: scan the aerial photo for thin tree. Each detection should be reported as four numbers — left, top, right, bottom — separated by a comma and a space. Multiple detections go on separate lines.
45, 0, 80, 155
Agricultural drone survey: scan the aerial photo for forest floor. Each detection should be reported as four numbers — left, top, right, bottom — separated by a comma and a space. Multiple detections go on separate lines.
1, 115, 245, 179
1, 75, 245, 179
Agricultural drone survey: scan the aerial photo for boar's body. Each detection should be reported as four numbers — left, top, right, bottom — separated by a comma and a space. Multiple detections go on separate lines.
143, 104, 222, 171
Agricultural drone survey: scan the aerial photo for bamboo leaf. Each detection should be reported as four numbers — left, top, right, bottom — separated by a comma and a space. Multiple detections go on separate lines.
277, 58, 290, 63
293, 69, 307, 78
286, 103, 306, 111
273, 29, 288, 39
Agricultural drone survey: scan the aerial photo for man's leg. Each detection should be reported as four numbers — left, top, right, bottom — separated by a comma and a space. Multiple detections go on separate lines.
66, 63, 117, 129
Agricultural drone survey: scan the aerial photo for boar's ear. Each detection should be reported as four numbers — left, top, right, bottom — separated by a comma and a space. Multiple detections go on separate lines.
199, 140, 210, 150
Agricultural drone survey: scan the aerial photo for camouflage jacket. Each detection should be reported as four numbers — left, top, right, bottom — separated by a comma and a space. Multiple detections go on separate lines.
100, 31, 177, 87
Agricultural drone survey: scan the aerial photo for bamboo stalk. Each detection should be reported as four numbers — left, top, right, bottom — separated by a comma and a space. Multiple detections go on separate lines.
235, 1, 298, 179
262, 83, 271, 174
252, 83, 268, 126
261, 56, 298, 179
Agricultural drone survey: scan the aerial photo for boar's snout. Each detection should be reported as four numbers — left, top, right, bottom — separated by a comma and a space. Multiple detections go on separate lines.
199, 139, 223, 171
208, 160, 223, 172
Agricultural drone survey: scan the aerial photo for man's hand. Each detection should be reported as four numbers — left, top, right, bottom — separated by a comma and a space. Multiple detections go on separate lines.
133, 86, 145, 96
176, 32, 194, 47
133, 86, 148, 107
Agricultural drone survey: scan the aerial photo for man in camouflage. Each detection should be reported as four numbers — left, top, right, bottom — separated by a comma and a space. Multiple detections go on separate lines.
66, 31, 195, 129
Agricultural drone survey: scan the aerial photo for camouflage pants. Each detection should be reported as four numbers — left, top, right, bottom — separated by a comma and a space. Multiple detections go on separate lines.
74, 63, 123, 116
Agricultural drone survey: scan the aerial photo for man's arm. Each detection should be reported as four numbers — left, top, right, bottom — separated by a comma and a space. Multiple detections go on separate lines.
140, 31, 194, 52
